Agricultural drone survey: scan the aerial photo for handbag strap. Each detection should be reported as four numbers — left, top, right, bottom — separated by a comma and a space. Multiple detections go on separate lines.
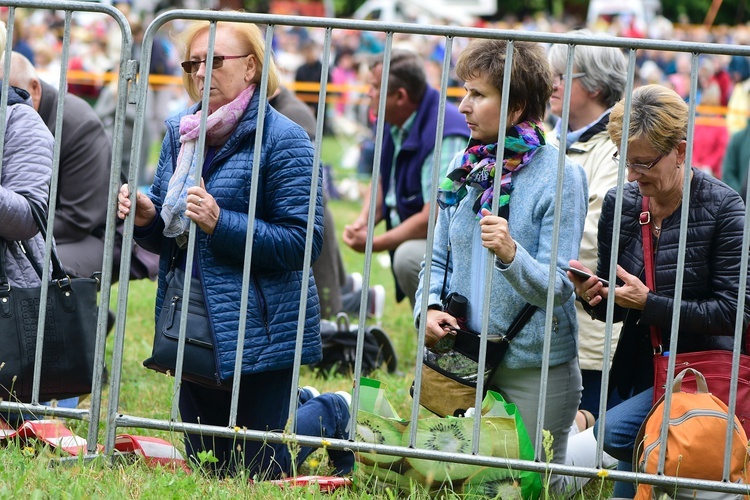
640, 196, 663, 355
0, 198, 69, 283
502, 302, 538, 344
25, 199, 69, 281
453, 302, 538, 364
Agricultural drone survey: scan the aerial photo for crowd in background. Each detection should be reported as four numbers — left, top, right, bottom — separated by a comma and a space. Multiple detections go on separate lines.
6, 3, 750, 193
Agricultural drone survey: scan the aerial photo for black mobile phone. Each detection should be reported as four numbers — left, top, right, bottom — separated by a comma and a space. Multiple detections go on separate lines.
562, 266, 609, 287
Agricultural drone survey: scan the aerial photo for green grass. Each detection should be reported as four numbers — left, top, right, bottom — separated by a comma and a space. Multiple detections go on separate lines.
0, 136, 613, 498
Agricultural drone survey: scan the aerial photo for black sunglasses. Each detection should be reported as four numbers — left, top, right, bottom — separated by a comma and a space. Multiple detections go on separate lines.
181, 54, 250, 74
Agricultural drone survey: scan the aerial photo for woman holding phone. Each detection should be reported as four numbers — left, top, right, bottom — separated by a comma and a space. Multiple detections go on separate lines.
567, 84, 747, 498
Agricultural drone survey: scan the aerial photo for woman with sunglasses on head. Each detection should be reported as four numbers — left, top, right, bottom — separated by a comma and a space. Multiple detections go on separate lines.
414, 38, 588, 493
567, 84, 747, 498
117, 20, 351, 477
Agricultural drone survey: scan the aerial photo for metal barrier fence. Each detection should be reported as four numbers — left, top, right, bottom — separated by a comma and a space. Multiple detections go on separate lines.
2, 1, 750, 497
0, 0, 131, 458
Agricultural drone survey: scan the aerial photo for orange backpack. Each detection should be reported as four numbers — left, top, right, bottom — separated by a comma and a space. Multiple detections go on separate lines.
634, 368, 750, 500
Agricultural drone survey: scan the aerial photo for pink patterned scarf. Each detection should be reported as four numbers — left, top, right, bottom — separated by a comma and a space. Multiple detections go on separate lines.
161, 84, 256, 240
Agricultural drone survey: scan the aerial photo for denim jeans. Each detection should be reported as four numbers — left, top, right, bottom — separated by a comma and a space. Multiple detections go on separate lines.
179, 367, 352, 477
593, 387, 653, 498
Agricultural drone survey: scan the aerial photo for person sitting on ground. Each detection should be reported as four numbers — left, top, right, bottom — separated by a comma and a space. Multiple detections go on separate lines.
343, 49, 469, 309
568, 84, 747, 499
2, 51, 110, 281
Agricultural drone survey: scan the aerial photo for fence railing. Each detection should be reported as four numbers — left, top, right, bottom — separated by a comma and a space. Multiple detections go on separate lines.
1, 2, 750, 497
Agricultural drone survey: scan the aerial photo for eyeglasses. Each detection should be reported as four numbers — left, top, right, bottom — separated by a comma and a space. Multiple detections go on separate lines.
181, 54, 250, 74
612, 151, 664, 173
552, 72, 586, 86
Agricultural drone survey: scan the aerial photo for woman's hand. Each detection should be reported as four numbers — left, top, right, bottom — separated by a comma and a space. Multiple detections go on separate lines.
117, 183, 156, 227
424, 308, 459, 347
567, 261, 649, 310
606, 265, 649, 310
479, 208, 516, 263
567, 260, 606, 306
185, 179, 219, 235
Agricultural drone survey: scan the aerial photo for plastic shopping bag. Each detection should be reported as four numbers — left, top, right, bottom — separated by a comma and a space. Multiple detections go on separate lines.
354, 377, 542, 499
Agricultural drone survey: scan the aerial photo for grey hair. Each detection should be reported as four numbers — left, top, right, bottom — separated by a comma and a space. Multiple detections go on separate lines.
0, 51, 37, 90
548, 29, 628, 108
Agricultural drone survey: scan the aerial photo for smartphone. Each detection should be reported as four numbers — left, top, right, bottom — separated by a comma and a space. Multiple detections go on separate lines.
562, 266, 609, 286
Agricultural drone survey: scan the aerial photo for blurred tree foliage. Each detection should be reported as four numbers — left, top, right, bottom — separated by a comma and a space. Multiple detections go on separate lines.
662, 0, 749, 25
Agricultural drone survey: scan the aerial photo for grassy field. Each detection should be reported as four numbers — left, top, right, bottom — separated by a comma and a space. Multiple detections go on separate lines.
0, 135, 614, 498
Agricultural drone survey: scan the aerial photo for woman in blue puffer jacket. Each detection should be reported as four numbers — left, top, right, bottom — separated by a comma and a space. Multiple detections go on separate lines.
117, 20, 351, 477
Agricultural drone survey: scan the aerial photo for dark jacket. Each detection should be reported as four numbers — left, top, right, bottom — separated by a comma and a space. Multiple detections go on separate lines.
379, 86, 469, 228
589, 169, 747, 396
270, 86, 317, 141
135, 90, 324, 379
37, 80, 110, 248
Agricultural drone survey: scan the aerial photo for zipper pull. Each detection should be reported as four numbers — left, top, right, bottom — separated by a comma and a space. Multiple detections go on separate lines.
166, 295, 179, 329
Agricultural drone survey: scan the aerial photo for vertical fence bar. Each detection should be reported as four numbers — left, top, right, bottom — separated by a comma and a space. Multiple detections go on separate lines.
597, 46, 638, 475
471, 38, 514, 456
227, 21, 272, 428
654, 51, 700, 476
29, 9, 72, 405
87, 4, 133, 453
410, 32, 454, 433
349, 31, 394, 442
106, 1, 160, 454
167, 20, 217, 421
287, 25, 331, 430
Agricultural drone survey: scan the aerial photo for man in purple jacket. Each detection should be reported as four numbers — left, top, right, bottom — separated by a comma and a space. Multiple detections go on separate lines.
343, 49, 469, 308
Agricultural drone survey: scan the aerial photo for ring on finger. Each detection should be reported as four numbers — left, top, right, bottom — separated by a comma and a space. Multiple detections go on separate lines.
197, 197, 204, 207
583, 293, 590, 301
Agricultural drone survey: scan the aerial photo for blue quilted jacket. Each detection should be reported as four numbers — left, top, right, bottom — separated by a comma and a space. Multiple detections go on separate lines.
135, 90, 323, 379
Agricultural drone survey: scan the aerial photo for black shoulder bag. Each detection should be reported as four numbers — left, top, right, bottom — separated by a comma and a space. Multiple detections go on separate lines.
143, 246, 227, 390
0, 200, 99, 402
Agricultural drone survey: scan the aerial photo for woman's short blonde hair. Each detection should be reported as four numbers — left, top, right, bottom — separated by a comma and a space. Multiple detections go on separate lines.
176, 20, 280, 103
608, 84, 688, 155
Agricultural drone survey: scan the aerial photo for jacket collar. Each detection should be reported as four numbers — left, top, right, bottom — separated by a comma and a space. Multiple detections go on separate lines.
576, 111, 610, 144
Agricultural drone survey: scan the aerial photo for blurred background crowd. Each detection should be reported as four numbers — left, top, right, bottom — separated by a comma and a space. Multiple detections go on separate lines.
8, 0, 750, 195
